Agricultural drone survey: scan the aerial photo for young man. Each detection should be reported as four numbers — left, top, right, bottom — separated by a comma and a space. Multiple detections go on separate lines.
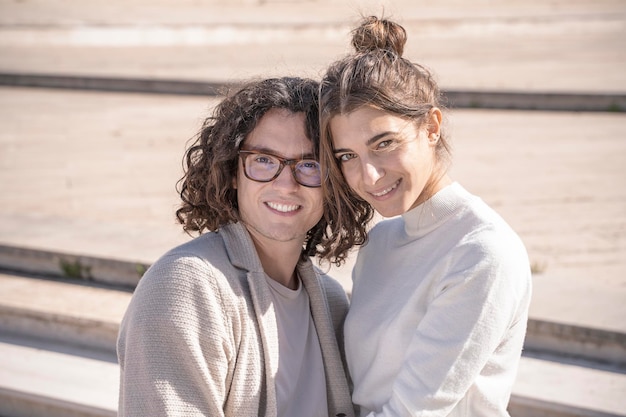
117, 77, 354, 417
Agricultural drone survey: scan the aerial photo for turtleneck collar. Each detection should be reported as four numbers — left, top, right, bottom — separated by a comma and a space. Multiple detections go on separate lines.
402, 182, 469, 238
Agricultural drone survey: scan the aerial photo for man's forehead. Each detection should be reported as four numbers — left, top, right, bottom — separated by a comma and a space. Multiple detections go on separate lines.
244, 109, 314, 157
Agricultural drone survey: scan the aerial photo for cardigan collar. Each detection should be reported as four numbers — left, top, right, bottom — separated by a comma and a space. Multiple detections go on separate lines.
219, 222, 279, 416
218, 221, 354, 417
218, 222, 265, 273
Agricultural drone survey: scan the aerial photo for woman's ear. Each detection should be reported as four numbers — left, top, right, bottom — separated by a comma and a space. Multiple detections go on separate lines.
427, 107, 442, 144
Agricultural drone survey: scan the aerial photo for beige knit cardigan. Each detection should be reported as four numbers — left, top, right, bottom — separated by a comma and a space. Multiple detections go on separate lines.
117, 222, 354, 417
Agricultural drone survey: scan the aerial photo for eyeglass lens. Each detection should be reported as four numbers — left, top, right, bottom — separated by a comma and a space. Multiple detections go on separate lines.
243, 152, 321, 187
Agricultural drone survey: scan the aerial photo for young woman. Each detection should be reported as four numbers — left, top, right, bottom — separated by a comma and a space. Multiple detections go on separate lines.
318, 17, 532, 417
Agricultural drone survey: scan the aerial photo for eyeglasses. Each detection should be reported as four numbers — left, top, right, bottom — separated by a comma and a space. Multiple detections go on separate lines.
238, 149, 322, 188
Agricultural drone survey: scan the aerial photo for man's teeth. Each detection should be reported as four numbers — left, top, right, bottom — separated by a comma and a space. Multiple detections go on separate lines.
372, 182, 398, 197
267, 202, 300, 212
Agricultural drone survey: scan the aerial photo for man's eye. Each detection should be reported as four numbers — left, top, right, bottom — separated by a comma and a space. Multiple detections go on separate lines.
254, 155, 275, 164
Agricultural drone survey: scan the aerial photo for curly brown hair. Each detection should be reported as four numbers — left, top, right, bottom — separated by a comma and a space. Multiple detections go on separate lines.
318, 16, 452, 264
176, 77, 326, 260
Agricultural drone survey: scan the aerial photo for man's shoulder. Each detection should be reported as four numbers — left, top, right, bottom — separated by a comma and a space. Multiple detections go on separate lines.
165, 231, 227, 261
312, 265, 348, 300
141, 231, 241, 288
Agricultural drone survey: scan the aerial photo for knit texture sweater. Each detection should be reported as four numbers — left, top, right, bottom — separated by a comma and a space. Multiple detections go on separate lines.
117, 222, 354, 417
344, 182, 532, 417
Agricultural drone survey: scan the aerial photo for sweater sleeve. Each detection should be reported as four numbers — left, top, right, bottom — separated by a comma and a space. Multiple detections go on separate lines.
370, 230, 531, 417
117, 253, 235, 417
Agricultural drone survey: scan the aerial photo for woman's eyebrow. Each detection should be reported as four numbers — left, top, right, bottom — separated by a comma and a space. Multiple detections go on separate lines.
333, 147, 351, 155
366, 131, 393, 146
333, 131, 393, 154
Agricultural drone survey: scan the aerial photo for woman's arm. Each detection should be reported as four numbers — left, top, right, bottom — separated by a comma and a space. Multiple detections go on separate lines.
369, 238, 531, 417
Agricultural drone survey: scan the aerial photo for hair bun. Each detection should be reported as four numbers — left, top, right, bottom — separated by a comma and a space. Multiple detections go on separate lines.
351, 16, 407, 56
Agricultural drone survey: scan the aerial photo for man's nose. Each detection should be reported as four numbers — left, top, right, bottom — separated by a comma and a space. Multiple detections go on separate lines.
272, 165, 299, 190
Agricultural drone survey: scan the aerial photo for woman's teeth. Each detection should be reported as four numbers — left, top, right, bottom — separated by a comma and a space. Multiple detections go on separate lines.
372, 181, 398, 197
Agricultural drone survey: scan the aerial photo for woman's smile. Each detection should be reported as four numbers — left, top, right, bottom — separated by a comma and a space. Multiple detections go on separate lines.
370, 179, 401, 198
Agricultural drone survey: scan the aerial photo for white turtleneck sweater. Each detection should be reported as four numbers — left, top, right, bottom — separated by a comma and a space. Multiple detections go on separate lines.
344, 182, 532, 417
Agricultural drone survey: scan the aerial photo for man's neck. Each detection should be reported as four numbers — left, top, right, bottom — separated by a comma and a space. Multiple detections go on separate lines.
253, 239, 303, 290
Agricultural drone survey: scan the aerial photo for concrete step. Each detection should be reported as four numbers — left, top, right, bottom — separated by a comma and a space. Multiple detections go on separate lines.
0, 244, 147, 290
0, 338, 622, 417
0, 271, 132, 354
0, 335, 624, 417
2, 72, 623, 112
1, 270, 625, 417
510, 354, 626, 417
0, 333, 118, 417
0, 318, 624, 417
2, 245, 625, 368
1, 0, 624, 97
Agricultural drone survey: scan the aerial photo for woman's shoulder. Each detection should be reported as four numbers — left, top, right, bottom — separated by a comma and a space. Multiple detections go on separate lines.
365, 216, 404, 244
450, 197, 531, 285
460, 195, 526, 252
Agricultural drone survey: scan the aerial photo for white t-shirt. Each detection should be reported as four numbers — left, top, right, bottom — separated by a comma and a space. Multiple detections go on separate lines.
266, 275, 328, 417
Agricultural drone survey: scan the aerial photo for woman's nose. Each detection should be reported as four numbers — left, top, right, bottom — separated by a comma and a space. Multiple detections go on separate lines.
362, 161, 384, 185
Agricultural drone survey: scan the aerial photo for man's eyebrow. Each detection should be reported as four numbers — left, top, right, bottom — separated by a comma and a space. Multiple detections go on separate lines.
244, 145, 276, 154
333, 131, 393, 154
243, 145, 315, 159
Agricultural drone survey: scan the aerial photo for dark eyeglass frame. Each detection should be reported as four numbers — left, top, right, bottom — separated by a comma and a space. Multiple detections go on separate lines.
238, 149, 322, 188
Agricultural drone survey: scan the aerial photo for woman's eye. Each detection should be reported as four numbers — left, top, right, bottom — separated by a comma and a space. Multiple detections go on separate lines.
377, 140, 392, 150
337, 153, 356, 162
